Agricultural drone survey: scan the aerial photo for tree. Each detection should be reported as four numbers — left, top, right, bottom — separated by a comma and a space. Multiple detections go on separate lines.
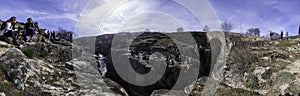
254, 28, 260, 36
145, 28, 150, 32
246, 28, 255, 35
221, 21, 233, 32
246, 28, 260, 36
177, 27, 184, 32
203, 25, 210, 32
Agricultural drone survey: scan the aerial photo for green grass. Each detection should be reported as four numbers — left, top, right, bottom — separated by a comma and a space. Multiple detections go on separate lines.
0, 66, 29, 96
216, 86, 260, 96
276, 72, 296, 82
274, 40, 298, 50
21, 46, 36, 59
272, 39, 300, 61
0, 44, 9, 48
154, 39, 174, 46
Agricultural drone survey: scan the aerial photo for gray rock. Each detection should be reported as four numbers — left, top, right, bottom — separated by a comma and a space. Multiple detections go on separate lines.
151, 89, 186, 96
69, 50, 127, 96
0, 46, 125, 96
0, 48, 77, 95
23, 42, 72, 62
0, 92, 5, 96
0, 41, 11, 47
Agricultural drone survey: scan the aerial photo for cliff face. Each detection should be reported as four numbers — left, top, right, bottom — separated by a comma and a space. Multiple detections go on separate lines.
0, 31, 299, 96
93, 32, 300, 96
94, 32, 212, 96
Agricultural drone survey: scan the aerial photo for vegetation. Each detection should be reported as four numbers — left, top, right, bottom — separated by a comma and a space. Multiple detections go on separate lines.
177, 27, 184, 32
274, 40, 298, 50
0, 44, 9, 48
246, 28, 260, 36
21, 46, 36, 59
227, 41, 259, 75
221, 21, 233, 32
0, 67, 29, 96
216, 88, 260, 96
216, 83, 260, 96
276, 72, 296, 82
244, 73, 259, 89
203, 25, 210, 32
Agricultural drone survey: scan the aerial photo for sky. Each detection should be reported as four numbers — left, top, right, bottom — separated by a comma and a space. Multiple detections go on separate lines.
0, 0, 299, 37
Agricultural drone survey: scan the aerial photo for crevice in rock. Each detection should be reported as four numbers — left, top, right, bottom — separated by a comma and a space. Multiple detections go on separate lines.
95, 32, 212, 96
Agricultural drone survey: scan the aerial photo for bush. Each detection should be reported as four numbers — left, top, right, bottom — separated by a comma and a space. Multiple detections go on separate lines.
0, 44, 9, 48
228, 41, 259, 74
22, 46, 36, 59
244, 73, 259, 89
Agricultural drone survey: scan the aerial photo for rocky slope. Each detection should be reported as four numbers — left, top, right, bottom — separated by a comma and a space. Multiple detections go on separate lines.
93, 32, 211, 96
91, 32, 300, 96
0, 31, 299, 96
191, 33, 300, 96
0, 37, 126, 96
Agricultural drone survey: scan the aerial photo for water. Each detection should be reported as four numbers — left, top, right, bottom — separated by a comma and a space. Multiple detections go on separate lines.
97, 54, 107, 77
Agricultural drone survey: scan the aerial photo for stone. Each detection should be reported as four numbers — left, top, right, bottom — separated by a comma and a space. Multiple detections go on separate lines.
0, 42, 125, 96
151, 89, 186, 96
0, 92, 5, 96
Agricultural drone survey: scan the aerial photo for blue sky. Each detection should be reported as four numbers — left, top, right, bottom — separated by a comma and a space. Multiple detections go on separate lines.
1, 0, 299, 37
0, 0, 88, 31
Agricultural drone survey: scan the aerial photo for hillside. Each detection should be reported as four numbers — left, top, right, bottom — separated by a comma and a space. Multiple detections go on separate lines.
0, 31, 299, 96
192, 33, 300, 96
90, 32, 300, 96
0, 36, 126, 96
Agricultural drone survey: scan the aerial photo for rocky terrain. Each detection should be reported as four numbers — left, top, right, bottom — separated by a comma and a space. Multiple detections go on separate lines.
0, 35, 127, 96
92, 32, 300, 96
0, 31, 299, 96
190, 33, 300, 96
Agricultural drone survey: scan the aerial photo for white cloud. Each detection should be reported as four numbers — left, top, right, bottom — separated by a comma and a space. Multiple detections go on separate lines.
113, 12, 187, 33
75, 0, 217, 37
36, 13, 79, 22
25, 10, 49, 15
75, 0, 125, 37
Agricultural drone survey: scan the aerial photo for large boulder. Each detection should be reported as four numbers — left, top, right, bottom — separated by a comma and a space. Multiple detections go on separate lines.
0, 48, 78, 95
0, 46, 127, 96
22, 42, 72, 63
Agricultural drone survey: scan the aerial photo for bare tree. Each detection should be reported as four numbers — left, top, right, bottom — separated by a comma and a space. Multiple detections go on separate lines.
254, 28, 260, 36
177, 27, 184, 32
246, 28, 260, 36
246, 28, 255, 35
221, 21, 233, 32
145, 28, 150, 32
203, 25, 210, 32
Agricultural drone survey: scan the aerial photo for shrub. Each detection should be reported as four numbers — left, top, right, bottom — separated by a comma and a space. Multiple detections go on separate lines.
22, 46, 36, 59
228, 41, 259, 75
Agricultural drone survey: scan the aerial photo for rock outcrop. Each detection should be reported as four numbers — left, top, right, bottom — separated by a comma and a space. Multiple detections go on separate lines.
93, 32, 212, 96
191, 33, 300, 96
0, 40, 126, 96
91, 32, 300, 96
